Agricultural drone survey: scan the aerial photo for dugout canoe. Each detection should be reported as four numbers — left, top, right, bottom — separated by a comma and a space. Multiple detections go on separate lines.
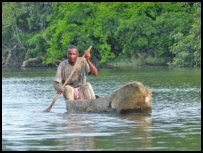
66, 81, 152, 114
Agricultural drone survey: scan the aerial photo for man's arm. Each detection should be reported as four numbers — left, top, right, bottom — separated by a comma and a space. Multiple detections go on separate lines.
54, 81, 63, 94
85, 50, 98, 76
86, 59, 98, 76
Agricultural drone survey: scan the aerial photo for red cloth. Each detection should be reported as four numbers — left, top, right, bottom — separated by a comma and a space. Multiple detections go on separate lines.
74, 88, 81, 100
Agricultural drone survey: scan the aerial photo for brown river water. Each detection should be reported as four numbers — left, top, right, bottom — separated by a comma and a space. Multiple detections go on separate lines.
2, 67, 201, 151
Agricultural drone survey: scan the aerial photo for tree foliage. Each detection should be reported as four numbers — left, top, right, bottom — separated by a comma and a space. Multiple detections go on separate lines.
2, 2, 201, 68
169, 2, 201, 67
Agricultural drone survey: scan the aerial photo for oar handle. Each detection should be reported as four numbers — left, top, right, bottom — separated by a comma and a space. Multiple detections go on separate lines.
43, 46, 92, 112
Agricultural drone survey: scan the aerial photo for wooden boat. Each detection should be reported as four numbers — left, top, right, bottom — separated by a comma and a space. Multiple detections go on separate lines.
66, 81, 152, 114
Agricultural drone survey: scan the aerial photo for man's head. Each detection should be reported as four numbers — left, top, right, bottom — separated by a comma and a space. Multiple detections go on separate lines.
67, 45, 79, 65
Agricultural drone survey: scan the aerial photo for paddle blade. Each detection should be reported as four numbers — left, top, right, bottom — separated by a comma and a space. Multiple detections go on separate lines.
43, 93, 60, 112
43, 107, 51, 112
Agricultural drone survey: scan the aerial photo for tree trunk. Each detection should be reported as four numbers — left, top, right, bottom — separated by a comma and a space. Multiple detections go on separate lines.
21, 58, 38, 68
2, 44, 17, 68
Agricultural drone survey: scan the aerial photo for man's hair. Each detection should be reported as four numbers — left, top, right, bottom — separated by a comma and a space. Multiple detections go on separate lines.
67, 45, 78, 52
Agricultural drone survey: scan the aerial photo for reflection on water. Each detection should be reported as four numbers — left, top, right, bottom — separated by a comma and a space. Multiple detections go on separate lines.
2, 67, 201, 151
56, 112, 153, 151
60, 112, 96, 150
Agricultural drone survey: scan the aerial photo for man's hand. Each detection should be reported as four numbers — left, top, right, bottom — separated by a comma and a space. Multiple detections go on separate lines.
54, 81, 63, 94
57, 88, 63, 94
85, 50, 90, 61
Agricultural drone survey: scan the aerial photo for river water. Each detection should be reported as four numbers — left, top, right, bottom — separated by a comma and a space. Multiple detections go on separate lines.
2, 67, 201, 151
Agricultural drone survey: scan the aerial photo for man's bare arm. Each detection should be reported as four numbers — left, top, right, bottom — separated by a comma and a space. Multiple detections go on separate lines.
85, 50, 98, 76
54, 81, 63, 94
86, 59, 98, 76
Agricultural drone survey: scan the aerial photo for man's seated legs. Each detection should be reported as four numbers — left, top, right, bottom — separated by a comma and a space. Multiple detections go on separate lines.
63, 85, 74, 100
63, 82, 96, 100
81, 82, 96, 100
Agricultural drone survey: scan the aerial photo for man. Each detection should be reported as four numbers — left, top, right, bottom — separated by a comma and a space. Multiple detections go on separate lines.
54, 45, 98, 100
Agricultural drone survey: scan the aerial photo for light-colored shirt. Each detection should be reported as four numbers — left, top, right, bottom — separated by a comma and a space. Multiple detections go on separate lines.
54, 57, 90, 88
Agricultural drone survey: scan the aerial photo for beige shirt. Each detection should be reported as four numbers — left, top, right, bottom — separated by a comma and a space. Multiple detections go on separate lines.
54, 57, 90, 88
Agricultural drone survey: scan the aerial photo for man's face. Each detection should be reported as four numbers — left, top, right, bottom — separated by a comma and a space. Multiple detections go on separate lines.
67, 48, 79, 64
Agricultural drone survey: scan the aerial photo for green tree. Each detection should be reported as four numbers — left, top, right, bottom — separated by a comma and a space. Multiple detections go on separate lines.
169, 2, 201, 67
2, 2, 52, 67
2, 2, 28, 67
115, 2, 158, 63
44, 2, 116, 65
2, 2, 201, 68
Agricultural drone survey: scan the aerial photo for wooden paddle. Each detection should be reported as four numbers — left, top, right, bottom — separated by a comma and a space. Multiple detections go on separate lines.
43, 46, 92, 112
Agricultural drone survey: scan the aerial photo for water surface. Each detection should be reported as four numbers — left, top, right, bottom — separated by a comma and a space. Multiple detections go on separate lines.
2, 67, 201, 151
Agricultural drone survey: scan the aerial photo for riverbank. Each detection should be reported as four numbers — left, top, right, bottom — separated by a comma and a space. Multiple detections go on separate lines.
105, 56, 167, 68
2, 55, 200, 70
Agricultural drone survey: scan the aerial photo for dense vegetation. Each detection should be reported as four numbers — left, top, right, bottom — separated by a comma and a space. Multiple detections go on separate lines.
2, 2, 201, 68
